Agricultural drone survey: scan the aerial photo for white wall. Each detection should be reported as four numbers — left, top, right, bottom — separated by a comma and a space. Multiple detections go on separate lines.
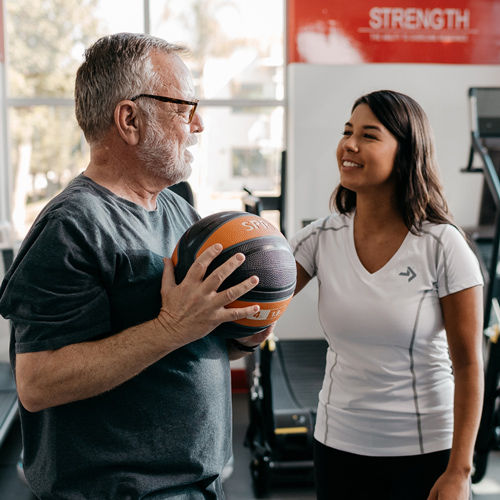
275, 63, 500, 340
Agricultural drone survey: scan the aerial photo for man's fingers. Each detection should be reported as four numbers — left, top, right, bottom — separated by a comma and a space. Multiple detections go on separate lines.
216, 275, 259, 306
203, 252, 247, 290
164, 244, 264, 335
221, 304, 260, 323
184, 243, 224, 282
183, 245, 256, 298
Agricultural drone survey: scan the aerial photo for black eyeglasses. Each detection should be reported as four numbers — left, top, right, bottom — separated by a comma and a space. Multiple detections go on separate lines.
130, 94, 199, 124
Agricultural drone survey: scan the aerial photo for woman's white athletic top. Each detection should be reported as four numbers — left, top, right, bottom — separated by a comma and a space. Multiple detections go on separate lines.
291, 213, 483, 456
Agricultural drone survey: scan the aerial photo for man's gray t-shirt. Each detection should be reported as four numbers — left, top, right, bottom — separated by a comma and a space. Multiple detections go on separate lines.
0, 174, 231, 499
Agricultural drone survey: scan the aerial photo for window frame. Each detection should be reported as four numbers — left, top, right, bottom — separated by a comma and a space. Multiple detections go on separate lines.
0, 0, 287, 239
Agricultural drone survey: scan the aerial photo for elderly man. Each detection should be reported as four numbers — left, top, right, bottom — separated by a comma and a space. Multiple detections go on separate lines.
0, 33, 269, 499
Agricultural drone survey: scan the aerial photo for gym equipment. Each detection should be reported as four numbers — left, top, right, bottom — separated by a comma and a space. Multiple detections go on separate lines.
462, 87, 500, 482
0, 248, 18, 449
243, 151, 287, 238
168, 181, 195, 207
171, 211, 296, 338
244, 336, 327, 497
240, 159, 327, 495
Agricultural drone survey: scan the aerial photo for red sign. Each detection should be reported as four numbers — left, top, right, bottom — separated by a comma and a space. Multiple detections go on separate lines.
288, 0, 500, 64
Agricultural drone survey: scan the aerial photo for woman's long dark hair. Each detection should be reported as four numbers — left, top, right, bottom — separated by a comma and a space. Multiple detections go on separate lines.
330, 90, 454, 234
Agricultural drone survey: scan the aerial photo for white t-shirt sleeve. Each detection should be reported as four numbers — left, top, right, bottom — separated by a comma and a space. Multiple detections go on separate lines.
290, 218, 327, 278
435, 225, 484, 298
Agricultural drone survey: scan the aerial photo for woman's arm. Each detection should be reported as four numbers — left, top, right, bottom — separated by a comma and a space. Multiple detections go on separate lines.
294, 261, 312, 296
227, 261, 313, 360
227, 324, 275, 361
429, 285, 484, 499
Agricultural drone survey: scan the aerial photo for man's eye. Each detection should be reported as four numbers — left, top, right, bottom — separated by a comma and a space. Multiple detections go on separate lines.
342, 130, 352, 136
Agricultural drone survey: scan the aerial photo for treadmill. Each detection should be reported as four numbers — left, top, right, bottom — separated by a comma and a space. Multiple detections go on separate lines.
0, 248, 19, 448
241, 155, 328, 496
244, 336, 327, 497
462, 87, 500, 483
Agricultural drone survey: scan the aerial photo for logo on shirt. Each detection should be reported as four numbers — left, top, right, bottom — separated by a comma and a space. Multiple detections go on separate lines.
399, 266, 416, 282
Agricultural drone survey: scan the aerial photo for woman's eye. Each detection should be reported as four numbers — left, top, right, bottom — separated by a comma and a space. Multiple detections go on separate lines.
342, 130, 352, 136
364, 134, 377, 140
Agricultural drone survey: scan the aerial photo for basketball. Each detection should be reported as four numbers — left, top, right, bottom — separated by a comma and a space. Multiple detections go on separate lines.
171, 211, 297, 338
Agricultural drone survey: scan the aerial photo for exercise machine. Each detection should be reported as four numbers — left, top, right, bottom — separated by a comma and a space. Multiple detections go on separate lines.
243, 151, 287, 237
462, 87, 500, 482
0, 248, 18, 449
244, 336, 327, 497
241, 154, 328, 495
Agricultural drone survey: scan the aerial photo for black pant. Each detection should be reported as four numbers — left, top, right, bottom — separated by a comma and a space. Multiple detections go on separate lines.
313, 439, 452, 500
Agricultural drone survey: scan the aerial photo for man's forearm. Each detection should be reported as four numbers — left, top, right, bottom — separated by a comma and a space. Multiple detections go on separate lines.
15, 248, 263, 412
15, 317, 184, 412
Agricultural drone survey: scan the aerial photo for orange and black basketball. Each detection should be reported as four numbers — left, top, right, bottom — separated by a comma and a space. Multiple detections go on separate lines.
171, 211, 296, 338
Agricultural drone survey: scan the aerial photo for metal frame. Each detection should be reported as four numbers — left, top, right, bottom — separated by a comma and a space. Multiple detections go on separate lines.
464, 88, 500, 325
463, 87, 500, 483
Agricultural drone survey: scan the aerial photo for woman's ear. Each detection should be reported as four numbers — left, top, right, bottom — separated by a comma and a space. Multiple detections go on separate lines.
114, 100, 140, 146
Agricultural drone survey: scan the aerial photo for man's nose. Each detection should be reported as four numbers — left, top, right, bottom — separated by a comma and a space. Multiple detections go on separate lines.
191, 111, 204, 133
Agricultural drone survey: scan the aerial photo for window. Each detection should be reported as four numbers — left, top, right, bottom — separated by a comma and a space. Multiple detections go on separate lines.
8, 106, 88, 235
189, 105, 283, 215
149, 0, 284, 100
2, 0, 285, 239
232, 148, 276, 179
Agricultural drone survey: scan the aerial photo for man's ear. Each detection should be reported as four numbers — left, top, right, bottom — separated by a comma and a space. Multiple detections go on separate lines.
114, 101, 141, 146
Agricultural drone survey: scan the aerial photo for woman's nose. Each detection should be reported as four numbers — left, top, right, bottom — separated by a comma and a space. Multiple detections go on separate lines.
343, 135, 358, 152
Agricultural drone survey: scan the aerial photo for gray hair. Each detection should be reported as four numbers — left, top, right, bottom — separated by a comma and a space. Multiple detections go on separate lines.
75, 32, 187, 144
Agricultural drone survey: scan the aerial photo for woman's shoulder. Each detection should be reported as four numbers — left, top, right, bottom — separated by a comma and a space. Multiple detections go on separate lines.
290, 212, 351, 250
420, 221, 465, 242
303, 211, 352, 231
418, 222, 477, 260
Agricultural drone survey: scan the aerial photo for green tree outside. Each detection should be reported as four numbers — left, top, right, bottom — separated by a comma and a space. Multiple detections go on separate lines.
6, 0, 100, 237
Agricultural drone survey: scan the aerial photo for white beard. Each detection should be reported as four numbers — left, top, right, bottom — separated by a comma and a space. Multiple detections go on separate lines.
136, 116, 192, 185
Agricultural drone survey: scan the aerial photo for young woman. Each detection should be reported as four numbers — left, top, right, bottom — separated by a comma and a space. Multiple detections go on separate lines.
291, 90, 484, 499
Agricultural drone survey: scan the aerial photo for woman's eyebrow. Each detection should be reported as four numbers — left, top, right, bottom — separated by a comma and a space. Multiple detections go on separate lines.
344, 122, 382, 131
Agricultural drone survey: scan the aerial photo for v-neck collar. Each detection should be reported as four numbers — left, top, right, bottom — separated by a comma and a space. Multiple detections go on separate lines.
347, 215, 411, 277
